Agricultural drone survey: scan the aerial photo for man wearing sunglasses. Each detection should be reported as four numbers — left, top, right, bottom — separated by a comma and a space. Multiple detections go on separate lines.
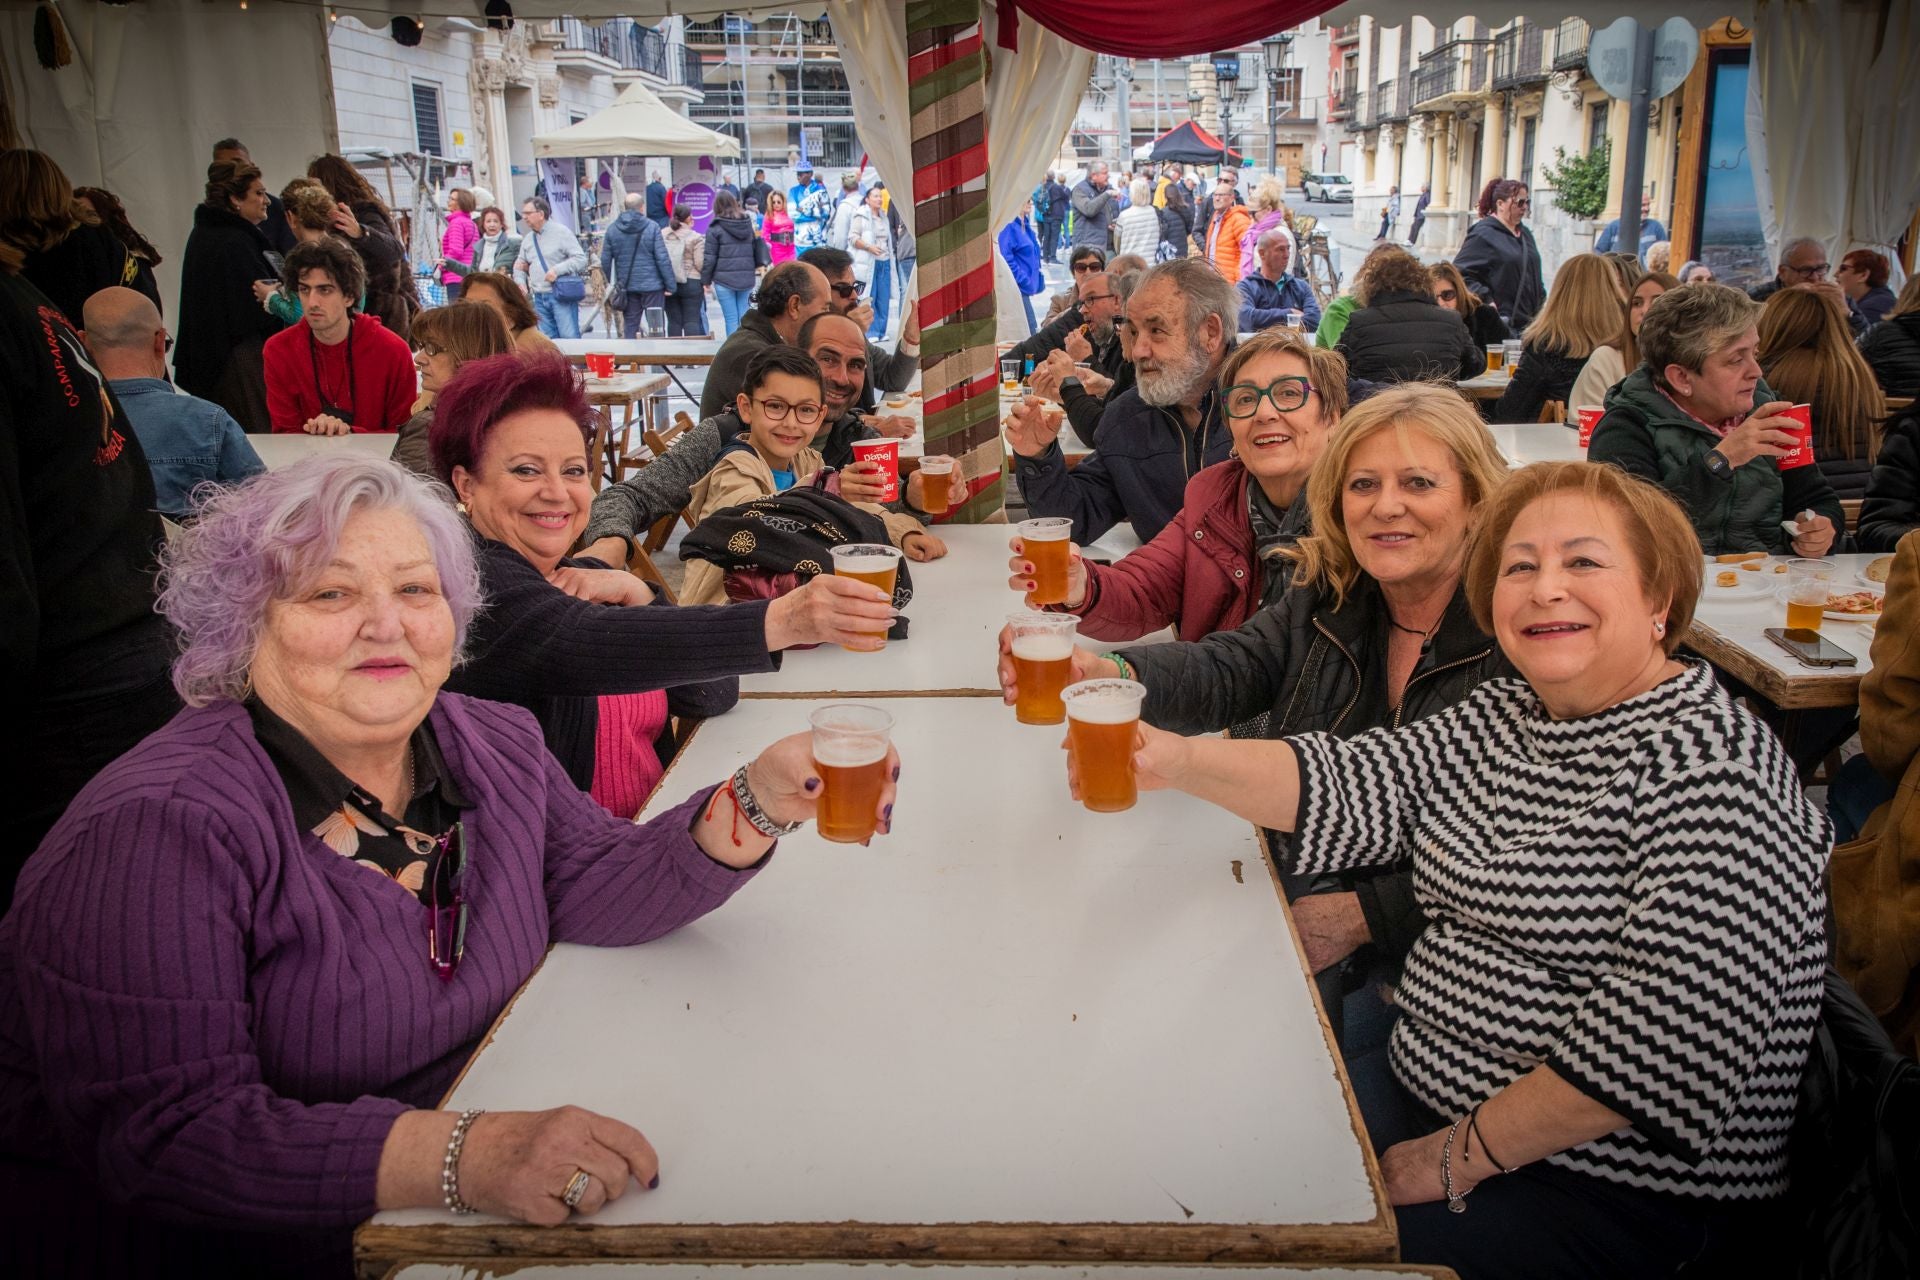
81, 286, 263, 521
799, 246, 921, 410
1043, 245, 1107, 327
1007, 270, 1121, 375
1454, 177, 1545, 331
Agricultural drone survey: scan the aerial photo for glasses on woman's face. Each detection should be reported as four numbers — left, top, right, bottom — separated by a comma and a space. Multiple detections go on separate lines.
1072, 260, 1101, 274
752, 397, 824, 425
427, 821, 468, 983
416, 342, 446, 359
1435, 288, 1458, 304
1222, 376, 1313, 418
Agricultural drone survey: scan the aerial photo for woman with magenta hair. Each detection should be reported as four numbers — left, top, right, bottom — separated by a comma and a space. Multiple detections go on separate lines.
430, 352, 902, 816
0, 455, 900, 1274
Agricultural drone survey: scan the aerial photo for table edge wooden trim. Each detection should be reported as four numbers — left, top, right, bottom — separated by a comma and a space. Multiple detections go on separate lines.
356, 1218, 1398, 1275
379, 1262, 1461, 1280
1683, 621, 1865, 709
1254, 824, 1398, 1259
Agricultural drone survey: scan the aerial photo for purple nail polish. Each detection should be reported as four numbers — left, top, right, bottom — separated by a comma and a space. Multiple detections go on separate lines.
803, 777, 821, 793
891, 765, 901, 782
647, 1173, 660, 1190
882, 803, 894, 821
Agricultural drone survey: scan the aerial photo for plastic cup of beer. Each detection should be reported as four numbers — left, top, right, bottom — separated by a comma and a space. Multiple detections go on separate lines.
1007, 611, 1078, 725
1503, 339, 1524, 370
1285, 309, 1304, 331
1485, 344, 1506, 375
918, 455, 957, 516
1062, 678, 1146, 813
830, 543, 902, 651
1784, 557, 1834, 633
1000, 356, 1022, 391
1018, 517, 1074, 606
809, 703, 893, 844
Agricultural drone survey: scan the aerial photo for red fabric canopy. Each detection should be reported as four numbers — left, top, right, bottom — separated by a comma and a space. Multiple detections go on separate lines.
995, 0, 1336, 58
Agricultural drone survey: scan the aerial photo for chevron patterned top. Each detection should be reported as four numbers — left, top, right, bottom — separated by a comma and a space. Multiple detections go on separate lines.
1289, 659, 1829, 1200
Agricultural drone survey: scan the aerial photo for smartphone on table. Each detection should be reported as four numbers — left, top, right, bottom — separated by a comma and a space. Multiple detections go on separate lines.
1763, 628, 1858, 668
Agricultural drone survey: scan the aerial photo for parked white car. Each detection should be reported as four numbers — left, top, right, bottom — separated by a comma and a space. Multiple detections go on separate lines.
1302, 172, 1354, 203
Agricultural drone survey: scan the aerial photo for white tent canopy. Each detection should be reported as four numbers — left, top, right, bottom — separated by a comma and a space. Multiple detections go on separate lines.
1320, 1, 1752, 24
530, 80, 740, 160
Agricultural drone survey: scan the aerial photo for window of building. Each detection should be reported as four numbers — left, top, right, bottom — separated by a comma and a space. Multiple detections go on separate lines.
1519, 115, 1537, 188
411, 83, 444, 157
1588, 103, 1608, 156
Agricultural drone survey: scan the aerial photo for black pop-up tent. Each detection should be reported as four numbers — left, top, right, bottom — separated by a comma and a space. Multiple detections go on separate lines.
1145, 120, 1244, 167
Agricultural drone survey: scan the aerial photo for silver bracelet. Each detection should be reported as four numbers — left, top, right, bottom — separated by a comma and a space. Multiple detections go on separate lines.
1441, 1115, 1470, 1214
442, 1107, 486, 1215
730, 766, 803, 838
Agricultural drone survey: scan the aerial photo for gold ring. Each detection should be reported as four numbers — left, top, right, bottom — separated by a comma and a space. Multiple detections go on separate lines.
561, 1169, 592, 1209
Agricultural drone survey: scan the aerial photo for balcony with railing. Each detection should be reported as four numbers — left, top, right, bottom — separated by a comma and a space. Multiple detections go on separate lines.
550, 18, 702, 88
1411, 38, 1492, 109
1492, 22, 1549, 88
1345, 89, 1372, 132
1327, 82, 1354, 122
1330, 22, 1362, 46
1375, 74, 1410, 122
1552, 19, 1590, 71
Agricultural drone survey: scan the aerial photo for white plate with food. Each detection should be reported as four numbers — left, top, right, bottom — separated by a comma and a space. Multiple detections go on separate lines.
1774, 582, 1886, 622
1703, 555, 1782, 598
1860, 555, 1895, 589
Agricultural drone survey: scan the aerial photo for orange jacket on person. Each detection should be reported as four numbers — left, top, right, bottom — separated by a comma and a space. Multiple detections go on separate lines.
1205, 204, 1253, 281
1833, 530, 1920, 1059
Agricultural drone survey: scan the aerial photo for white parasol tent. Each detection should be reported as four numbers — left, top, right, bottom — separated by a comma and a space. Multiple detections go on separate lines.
530, 80, 740, 161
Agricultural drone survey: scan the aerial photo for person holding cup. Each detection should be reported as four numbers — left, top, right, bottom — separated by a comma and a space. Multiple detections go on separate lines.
998, 386, 1516, 1090
1588, 283, 1842, 556
1006, 331, 1346, 643
679, 346, 943, 606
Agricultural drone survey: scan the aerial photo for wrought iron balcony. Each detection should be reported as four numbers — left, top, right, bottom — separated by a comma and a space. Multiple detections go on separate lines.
1345, 89, 1373, 131
1411, 39, 1492, 110
1552, 19, 1590, 71
1492, 23, 1549, 89
1376, 74, 1410, 123
1327, 83, 1355, 121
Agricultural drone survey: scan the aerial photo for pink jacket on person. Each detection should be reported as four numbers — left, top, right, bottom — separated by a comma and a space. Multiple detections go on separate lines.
441, 210, 479, 285
762, 210, 797, 265
1067, 459, 1261, 644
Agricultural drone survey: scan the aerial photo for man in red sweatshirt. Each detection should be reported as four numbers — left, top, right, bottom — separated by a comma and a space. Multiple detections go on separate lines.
263, 236, 416, 434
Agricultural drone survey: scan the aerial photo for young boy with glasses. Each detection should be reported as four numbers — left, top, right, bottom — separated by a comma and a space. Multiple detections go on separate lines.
679, 346, 943, 604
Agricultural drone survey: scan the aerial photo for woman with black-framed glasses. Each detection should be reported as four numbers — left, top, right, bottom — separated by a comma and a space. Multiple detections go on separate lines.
1454, 177, 1546, 331
0, 453, 902, 1275
998, 383, 1515, 1092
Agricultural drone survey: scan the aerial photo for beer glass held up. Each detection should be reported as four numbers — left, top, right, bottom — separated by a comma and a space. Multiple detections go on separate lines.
830, 543, 902, 651
809, 703, 894, 843
1006, 611, 1078, 725
1018, 517, 1073, 606
1062, 678, 1146, 813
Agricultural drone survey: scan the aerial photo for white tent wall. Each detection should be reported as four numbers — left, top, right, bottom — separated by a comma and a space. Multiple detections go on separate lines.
1, 0, 339, 319
1748, 0, 1919, 284
824, 0, 1093, 342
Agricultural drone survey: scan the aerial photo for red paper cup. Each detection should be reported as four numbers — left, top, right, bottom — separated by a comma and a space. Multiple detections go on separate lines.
850, 438, 900, 502
1575, 406, 1604, 448
1777, 404, 1814, 469
585, 352, 614, 378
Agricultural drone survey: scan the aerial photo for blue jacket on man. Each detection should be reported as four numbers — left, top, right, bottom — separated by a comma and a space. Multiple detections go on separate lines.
601, 210, 677, 294
1014, 386, 1232, 545
1237, 273, 1322, 334
1593, 216, 1668, 260
108, 377, 264, 520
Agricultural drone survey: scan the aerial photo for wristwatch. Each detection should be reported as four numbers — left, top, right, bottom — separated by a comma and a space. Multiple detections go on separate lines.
730, 766, 803, 838
1704, 448, 1732, 478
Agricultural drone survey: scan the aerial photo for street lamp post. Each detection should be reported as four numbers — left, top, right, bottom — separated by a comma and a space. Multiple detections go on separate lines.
1261, 32, 1294, 182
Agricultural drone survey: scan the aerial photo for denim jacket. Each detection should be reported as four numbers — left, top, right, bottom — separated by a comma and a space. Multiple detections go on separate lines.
109, 377, 265, 518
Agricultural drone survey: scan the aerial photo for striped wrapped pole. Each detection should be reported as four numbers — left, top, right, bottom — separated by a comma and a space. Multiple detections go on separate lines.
907, 0, 1003, 522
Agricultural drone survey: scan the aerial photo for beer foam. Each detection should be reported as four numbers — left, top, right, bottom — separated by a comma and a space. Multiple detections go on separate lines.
1018, 518, 1071, 542
812, 740, 889, 768
1012, 634, 1075, 662
1063, 682, 1144, 725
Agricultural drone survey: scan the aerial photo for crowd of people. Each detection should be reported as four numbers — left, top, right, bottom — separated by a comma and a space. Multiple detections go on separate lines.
0, 133, 1916, 1280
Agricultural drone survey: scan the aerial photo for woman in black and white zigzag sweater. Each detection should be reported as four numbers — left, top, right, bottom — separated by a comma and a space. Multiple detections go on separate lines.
1121, 461, 1828, 1278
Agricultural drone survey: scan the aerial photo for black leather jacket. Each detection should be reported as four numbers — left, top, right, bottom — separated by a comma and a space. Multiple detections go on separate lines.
1122, 575, 1514, 974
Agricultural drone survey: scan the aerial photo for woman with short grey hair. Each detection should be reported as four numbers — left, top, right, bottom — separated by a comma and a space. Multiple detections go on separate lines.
0, 456, 899, 1274
1588, 282, 1842, 556
1113, 177, 1161, 259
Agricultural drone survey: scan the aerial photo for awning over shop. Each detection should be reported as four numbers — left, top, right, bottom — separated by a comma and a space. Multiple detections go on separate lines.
1143, 120, 1244, 167
530, 80, 739, 161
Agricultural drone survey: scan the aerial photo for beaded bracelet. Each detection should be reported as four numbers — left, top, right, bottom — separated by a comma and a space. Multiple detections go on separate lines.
1440, 1115, 1471, 1214
1104, 652, 1134, 681
442, 1107, 486, 1215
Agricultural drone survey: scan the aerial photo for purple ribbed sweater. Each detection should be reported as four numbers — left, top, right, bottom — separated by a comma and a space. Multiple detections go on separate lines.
0, 693, 759, 1259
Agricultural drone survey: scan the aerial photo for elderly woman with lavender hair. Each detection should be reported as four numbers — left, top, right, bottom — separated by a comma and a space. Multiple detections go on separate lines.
0, 456, 898, 1275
